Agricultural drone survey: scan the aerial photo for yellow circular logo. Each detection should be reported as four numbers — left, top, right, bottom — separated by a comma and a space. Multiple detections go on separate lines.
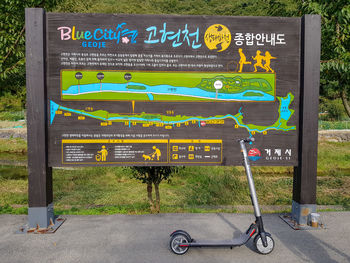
204, 24, 231, 52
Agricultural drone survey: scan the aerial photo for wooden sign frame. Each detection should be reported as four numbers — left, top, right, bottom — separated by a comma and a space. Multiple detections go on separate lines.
25, 8, 320, 228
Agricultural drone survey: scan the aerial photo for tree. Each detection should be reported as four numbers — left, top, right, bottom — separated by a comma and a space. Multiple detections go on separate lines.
0, 0, 299, 97
0, 0, 61, 86
301, 1, 350, 118
129, 166, 179, 213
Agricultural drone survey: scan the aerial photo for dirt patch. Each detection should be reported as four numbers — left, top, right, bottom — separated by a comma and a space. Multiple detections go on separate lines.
0, 120, 27, 140
319, 130, 350, 142
0, 128, 27, 140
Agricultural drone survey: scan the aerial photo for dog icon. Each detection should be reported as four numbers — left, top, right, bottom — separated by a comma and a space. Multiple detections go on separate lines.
142, 154, 153, 161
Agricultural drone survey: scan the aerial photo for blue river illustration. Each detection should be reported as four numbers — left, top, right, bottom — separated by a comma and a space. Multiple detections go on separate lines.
279, 93, 293, 120
62, 82, 275, 101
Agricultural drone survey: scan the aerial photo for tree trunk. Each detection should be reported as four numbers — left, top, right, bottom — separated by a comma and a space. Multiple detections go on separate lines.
147, 182, 155, 213
341, 89, 350, 118
154, 182, 160, 213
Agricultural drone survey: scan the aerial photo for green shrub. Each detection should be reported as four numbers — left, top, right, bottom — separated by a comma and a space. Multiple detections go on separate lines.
319, 98, 347, 121
319, 120, 350, 130
0, 110, 25, 121
0, 93, 23, 112
327, 100, 346, 121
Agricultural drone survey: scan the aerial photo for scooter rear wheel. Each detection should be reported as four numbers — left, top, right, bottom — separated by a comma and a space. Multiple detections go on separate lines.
170, 233, 190, 255
254, 234, 274, 255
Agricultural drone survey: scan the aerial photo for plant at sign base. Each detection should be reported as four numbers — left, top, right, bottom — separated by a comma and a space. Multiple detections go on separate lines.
129, 166, 179, 213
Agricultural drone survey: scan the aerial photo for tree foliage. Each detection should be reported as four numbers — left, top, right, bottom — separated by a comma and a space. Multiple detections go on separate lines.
4, 0, 348, 118
129, 166, 179, 213
0, 0, 61, 87
301, 1, 350, 117
0, 0, 299, 97
55, 0, 298, 17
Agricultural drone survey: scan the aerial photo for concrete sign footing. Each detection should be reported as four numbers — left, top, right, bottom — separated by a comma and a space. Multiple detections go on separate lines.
16, 215, 65, 234
280, 213, 325, 230
16, 204, 65, 234
279, 201, 325, 230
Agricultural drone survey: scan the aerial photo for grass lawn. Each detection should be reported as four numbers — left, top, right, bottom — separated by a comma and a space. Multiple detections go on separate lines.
0, 140, 349, 214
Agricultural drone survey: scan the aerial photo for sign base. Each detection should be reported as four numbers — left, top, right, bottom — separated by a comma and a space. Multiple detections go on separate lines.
16, 203, 65, 234
280, 213, 325, 230
291, 200, 316, 225
279, 201, 323, 230
17, 216, 65, 234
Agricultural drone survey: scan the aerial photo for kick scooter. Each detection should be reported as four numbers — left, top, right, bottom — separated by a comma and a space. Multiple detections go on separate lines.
169, 137, 275, 255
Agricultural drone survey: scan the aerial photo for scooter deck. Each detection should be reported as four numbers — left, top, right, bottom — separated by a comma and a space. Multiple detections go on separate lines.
185, 232, 252, 247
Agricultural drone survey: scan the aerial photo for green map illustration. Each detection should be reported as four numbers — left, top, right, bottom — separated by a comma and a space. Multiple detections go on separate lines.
61, 70, 276, 102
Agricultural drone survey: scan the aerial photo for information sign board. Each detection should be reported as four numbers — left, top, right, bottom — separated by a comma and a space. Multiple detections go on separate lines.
47, 13, 300, 166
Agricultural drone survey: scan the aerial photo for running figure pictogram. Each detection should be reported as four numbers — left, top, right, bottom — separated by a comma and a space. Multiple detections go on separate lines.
238, 48, 251, 72
263, 51, 277, 73
252, 50, 266, 72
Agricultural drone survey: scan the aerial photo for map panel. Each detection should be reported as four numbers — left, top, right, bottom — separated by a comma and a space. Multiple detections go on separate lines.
47, 13, 300, 166
61, 70, 276, 102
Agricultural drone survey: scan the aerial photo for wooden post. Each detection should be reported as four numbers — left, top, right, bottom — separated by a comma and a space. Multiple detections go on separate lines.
25, 8, 54, 228
292, 15, 321, 225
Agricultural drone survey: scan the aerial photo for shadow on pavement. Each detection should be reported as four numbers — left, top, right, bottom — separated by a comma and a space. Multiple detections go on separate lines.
216, 213, 256, 253
217, 213, 350, 262
275, 227, 350, 263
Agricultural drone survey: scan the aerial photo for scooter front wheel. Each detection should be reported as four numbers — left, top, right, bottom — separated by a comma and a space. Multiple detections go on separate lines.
170, 233, 190, 255
254, 234, 275, 255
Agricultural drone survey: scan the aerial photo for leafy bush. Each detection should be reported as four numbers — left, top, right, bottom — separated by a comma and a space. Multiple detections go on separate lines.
327, 100, 347, 121
319, 98, 347, 121
0, 92, 23, 112
319, 121, 350, 130
0, 110, 25, 121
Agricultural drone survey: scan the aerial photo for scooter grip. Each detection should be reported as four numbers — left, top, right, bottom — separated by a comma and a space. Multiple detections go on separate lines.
238, 137, 255, 143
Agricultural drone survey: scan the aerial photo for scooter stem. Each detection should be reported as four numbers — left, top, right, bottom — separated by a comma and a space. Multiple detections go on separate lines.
239, 140, 261, 218
240, 139, 268, 247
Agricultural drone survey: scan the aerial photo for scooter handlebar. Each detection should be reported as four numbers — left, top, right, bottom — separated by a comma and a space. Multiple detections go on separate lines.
238, 137, 255, 143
